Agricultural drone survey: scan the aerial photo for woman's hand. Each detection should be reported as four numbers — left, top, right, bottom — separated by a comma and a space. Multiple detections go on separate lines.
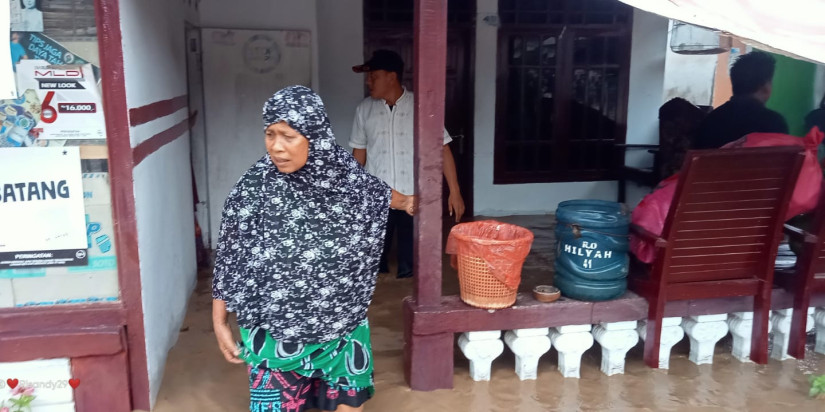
403, 194, 417, 216
391, 190, 417, 216
212, 299, 244, 364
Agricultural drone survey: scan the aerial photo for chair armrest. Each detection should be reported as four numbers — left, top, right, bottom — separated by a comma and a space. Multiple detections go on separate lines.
783, 223, 817, 244
630, 224, 667, 248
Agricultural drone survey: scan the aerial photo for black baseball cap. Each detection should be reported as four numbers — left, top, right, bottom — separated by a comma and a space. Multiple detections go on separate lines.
352, 49, 404, 77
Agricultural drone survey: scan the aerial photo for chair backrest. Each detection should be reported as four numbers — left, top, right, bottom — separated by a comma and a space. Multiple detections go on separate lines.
660, 147, 805, 284
805, 190, 825, 279
658, 98, 706, 178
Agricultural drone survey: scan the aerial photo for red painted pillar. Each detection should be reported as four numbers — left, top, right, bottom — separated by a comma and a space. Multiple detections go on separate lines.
95, 0, 149, 409
412, 0, 447, 306
404, 0, 454, 391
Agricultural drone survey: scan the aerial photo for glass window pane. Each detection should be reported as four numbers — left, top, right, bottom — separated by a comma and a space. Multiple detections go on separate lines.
524, 68, 541, 139
573, 68, 587, 104
507, 68, 523, 139
574, 36, 588, 65
568, 13, 584, 24
540, 36, 557, 65
605, 68, 619, 121
547, 13, 564, 24
5, 0, 120, 305
366, 11, 384, 23
539, 69, 555, 140
548, 0, 565, 12
567, 0, 585, 11
500, 12, 515, 24
509, 36, 523, 65
606, 37, 620, 64
524, 37, 540, 65
585, 13, 614, 25
568, 141, 585, 171
505, 145, 522, 172
537, 144, 553, 171
500, 0, 517, 12
587, 0, 616, 13
517, 13, 547, 25
587, 69, 603, 112
521, 0, 548, 11
588, 37, 606, 64
540, 68, 555, 98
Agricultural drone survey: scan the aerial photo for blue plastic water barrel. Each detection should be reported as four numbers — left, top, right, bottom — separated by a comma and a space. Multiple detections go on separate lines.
553, 270, 627, 302
554, 200, 629, 301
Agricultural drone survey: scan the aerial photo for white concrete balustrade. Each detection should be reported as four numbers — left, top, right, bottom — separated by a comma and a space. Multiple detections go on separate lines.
593, 321, 639, 376
769, 307, 816, 360
637, 317, 685, 369
549, 324, 594, 378
816, 308, 825, 354
503, 328, 551, 381
727, 311, 770, 362
457, 306, 825, 380
458, 331, 504, 381
682, 314, 729, 365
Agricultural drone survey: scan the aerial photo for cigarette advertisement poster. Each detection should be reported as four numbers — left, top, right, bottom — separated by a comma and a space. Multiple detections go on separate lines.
0, 147, 88, 268
17, 32, 96, 69
13, 59, 105, 141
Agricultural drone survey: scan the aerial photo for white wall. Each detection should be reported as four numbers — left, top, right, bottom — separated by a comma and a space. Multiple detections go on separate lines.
317, 0, 365, 147
472, 5, 669, 215
198, 0, 320, 90
624, 10, 669, 207
119, 0, 197, 407
196, 0, 362, 145
662, 21, 718, 106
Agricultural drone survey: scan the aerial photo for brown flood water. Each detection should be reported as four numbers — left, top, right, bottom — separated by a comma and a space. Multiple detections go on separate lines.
151, 216, 825, 411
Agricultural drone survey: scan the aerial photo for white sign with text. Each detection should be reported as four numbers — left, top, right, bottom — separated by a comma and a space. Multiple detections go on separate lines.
0, 147, 87, 268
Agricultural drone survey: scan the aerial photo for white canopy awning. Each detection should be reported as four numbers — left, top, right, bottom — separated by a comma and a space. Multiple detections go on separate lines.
619, 0, 825, 64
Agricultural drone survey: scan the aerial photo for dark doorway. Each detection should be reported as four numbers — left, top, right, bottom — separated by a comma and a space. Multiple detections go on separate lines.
363, 0, 476, 219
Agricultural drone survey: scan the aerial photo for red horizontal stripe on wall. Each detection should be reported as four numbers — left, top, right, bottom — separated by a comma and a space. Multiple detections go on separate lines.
132, 118, 189, 166
128, 95, 188, 127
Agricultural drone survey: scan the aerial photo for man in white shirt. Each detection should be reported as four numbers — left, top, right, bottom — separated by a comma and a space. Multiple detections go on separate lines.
350, 49, 465, 278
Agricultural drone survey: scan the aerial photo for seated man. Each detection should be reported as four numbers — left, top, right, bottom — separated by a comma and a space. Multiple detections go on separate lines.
693, 51, 788, 150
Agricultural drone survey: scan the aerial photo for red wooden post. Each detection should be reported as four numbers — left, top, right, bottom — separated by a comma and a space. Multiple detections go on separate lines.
72, 351, 132, 412
404, 0, 453, 391
95, 0, 149, 408
412, 0, 447, 306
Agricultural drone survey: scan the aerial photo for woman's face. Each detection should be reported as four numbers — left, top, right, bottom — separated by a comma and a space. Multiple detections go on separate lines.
265, 121, 309, 174
23, 0, 36, 10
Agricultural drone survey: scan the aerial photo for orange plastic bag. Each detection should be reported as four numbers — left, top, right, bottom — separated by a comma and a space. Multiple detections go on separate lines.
446, 220, 534, 289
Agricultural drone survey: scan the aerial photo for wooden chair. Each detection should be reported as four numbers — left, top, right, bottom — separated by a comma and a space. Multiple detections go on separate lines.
616, 98, 708, 203
774, 190, 825, 359
630, 146, 805, 367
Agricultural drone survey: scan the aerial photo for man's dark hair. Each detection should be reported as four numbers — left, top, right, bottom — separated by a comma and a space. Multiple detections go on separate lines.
730, 51, 776, 96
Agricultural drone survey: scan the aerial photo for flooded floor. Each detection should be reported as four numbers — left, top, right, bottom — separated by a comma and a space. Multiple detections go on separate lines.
151, 216, 825, 411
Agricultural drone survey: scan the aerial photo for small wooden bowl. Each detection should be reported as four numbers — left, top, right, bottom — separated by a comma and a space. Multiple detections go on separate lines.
533, 285, 561, 303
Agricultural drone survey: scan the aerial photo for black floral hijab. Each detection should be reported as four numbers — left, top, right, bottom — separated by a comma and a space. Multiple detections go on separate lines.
212, 86, 392, 343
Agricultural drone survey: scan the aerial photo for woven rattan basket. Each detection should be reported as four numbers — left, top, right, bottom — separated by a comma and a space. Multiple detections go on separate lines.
456, 254, 518, 309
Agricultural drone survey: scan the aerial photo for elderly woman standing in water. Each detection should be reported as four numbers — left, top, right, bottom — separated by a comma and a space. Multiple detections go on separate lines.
212, 86, 415, 412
